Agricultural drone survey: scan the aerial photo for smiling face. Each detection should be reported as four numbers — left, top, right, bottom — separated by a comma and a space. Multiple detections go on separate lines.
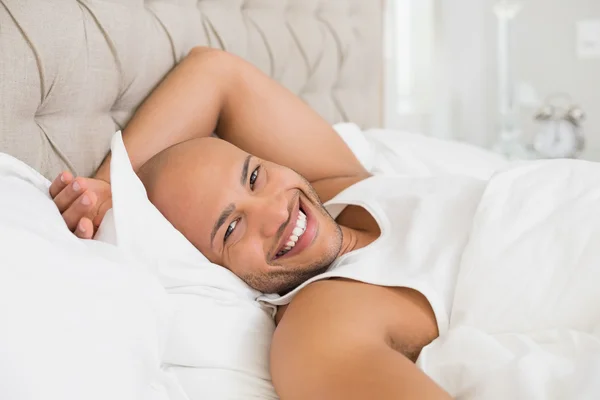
140, 137, 342, 294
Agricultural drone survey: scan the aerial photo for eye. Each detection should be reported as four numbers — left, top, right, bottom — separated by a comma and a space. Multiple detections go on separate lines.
223, 219, 238, 243
249, 165, 260, 190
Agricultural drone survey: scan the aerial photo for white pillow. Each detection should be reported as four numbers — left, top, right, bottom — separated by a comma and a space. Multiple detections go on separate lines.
0, 154, 185, 400
97, 132, 278, 400
333, 123, 508, 180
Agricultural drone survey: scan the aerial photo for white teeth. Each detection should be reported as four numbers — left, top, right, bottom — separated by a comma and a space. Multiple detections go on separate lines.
277, 209, 309, 258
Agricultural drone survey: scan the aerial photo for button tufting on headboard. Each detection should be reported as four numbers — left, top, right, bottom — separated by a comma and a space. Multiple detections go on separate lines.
0, 0, 382, 180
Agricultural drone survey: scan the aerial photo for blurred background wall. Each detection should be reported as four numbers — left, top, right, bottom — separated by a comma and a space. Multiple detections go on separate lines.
384, 0, 600, 160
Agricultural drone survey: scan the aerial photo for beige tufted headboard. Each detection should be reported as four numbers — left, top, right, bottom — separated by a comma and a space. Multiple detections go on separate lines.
0, 0, 382, 180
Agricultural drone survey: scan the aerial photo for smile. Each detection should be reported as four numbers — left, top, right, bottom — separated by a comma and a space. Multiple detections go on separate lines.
276, 209, 307, 258
273, 196, 318, 261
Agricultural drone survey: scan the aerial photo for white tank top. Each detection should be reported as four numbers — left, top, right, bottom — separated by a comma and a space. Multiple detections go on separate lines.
259, 175, 485, 334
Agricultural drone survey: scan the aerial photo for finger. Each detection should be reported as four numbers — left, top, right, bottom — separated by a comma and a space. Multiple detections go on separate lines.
74, 217, 94, 240
54, 177, 88, 213
93, 198, 113, 228
62, 190, 97, 231
49, 171, 73, 198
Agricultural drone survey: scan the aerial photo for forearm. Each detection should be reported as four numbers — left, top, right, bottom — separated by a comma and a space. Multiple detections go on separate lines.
94, 47, 231, 181
95, 47, 368, 199
214, 54, 368, 188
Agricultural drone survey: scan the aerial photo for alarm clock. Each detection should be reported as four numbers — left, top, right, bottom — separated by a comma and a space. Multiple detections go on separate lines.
532, 94, 586, 159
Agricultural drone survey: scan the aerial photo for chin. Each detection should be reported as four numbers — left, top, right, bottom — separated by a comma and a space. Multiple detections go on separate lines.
255, 194, 342, 294
276, 234, 342, 292
249, 250, 336, 294
273, 263, 330, 295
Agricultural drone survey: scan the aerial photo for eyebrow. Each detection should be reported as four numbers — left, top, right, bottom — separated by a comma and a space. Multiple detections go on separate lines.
211, 202, 235, 248
240, 155, 251, 186
210, 155, 253, 250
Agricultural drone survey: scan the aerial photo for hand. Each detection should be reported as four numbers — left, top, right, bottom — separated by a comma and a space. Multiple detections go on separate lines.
49, 171, 113, 239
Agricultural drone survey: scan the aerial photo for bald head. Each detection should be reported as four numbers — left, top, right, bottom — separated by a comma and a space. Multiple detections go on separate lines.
138, 137, 247, 239
139, 137, 218, 209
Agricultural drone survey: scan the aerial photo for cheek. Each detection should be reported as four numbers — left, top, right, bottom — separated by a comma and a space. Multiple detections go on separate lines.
313, 210, 341, 247
229, 237, 269, 276
268, 165, 304, 189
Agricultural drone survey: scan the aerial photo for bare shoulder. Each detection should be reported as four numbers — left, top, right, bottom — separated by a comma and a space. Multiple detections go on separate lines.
274, 279, 439, 358
275, 279, 396, 338
270, 280, 448, 400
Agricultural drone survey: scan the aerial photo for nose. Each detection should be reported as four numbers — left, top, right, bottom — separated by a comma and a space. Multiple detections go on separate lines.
247, 192, 289, 238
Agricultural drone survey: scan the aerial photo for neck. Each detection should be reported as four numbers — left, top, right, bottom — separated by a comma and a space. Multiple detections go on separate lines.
338, 225, 372, 257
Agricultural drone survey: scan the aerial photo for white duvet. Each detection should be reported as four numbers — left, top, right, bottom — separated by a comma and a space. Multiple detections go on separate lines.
342, 125, 600, 399
418, 159, 600, 399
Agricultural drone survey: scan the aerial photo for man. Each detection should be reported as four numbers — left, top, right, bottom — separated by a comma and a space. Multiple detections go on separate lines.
50, 47, 453, 399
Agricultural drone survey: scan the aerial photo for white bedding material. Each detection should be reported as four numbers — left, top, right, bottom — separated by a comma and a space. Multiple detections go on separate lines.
418, 159, 600, 399
0, 154, 186, 400
98, 132, 278, 400
333, 123, 508, 179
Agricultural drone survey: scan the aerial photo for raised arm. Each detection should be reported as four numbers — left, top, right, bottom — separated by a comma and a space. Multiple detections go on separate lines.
51, 47, 368, 238
95, 47, 368, 202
